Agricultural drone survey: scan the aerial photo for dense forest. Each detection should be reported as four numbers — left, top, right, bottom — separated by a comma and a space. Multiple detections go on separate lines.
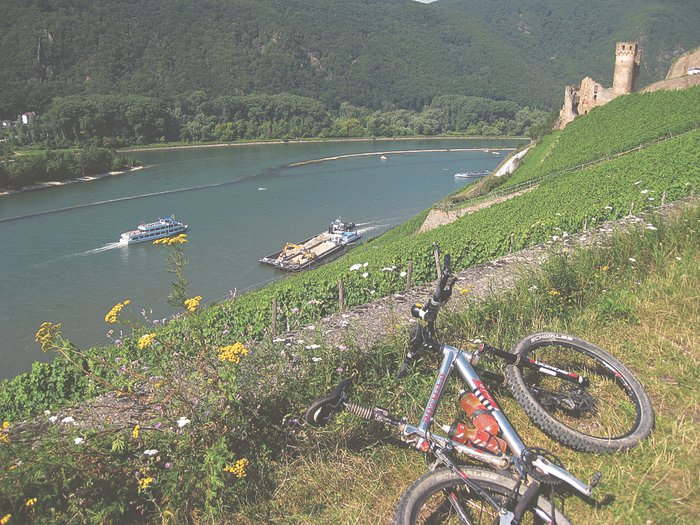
1, 0, 698, 120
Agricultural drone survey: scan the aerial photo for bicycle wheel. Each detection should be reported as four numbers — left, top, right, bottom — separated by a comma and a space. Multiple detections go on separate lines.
505, 333, 654, 453
393, 467, 570, 525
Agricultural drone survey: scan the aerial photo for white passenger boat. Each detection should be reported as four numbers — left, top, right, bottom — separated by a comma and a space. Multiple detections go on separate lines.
119, 215, 188, 245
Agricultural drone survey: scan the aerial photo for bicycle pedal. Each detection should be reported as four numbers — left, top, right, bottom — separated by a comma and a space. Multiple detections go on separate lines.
590, 471, 603, 488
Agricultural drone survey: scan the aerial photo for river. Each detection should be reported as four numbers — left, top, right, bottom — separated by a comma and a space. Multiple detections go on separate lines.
0, 138, 524, 379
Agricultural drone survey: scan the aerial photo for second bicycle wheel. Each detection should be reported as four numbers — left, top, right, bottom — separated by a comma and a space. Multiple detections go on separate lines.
393, 467, 570, 525
505, 333, 654, 453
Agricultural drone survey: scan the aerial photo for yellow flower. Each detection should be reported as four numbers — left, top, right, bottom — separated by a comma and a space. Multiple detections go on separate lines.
2, 421, 9, 430
138, 333, 157, 349
459, 286, 472, 295
0, 434, 8, 444
224, 458, 249, 478
104, 300, 131, 324
138, 476, 154, 491
217, 342, 249, 364
183, 295, 202, 313
1, 514, 11, 524
548, 289, 561, 296
25, 498, 37, 507
131, 425, 140, 439
153, 234, 187, 246
34, 322, 62, 352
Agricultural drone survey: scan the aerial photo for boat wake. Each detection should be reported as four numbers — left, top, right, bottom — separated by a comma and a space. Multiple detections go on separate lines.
76, 242, 125, 256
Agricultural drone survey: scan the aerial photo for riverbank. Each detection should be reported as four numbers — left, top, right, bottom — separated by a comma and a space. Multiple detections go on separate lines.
0, 166, 144, 198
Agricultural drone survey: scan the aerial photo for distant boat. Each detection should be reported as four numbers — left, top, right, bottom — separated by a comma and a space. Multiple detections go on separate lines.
119, 215, 187, 245
379, 155, 388, 160
454, 170, 490, 179
258, 187, 267, 191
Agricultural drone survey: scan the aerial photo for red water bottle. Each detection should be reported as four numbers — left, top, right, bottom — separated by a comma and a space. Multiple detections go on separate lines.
443, 422, 507, 455
459, 391, 501, 436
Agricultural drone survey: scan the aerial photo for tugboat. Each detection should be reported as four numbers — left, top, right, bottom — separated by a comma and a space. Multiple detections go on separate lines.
260, 218, 361, 271
119, 215, 187, 245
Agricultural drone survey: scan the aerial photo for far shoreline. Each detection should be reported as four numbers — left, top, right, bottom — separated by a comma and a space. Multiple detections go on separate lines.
1, 135, 529, 198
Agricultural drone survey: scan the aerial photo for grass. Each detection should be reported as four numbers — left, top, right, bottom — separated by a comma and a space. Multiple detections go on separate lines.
230, 204, 700, 524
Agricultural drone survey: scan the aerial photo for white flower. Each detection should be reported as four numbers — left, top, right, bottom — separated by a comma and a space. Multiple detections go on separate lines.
552, 235, 560, 241
604, 206, 613, 210
363, 262, 368, 267
44, 410, 51, 416
528, 285, 538, 292
349, 263, 362, 271
562, 232, 569, 238
676, 256, 682, 261
311, 357, 322, 362
74, 437, 84, 445
306, 344, 321, 350
400, 271, 407, 277
49, 416, 58, 423
629, 258, 637, 263
641, 189, 649, 194
381, 267, 394, 272
362, 272, 369, 278
634, 180, 642, 185
177, 417, 191, 428
143, 449, 159, 456
61, 416, 76, 425
646, 225, 658, 231
273, 338, 286, 343
648, 197, 655, 201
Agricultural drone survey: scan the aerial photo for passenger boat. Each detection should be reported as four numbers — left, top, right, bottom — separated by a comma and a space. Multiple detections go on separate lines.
119, 215, 188, 245
260, 218, 361, 271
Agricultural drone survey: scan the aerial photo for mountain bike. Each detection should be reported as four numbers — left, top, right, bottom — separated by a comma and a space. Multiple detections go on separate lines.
304, 255, 654, 524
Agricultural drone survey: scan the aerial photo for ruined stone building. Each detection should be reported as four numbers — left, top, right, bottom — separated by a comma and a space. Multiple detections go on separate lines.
558, 42, 641, 129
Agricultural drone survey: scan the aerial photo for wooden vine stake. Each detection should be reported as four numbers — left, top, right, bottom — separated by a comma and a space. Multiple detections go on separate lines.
434, 246, 442, 280
338, 278, 345, 312
406, 261, 414, 290
661, 191, 667, 206
271, 298, 278, 336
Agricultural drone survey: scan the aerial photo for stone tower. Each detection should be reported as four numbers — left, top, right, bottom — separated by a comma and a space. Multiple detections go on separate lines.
612, 42, 641, 94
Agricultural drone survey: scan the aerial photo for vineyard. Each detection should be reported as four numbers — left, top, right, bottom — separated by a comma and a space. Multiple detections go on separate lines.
498, 86, 700, 190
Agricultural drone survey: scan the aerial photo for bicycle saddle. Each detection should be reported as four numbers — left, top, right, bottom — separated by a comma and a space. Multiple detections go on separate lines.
304, 378, 353, 425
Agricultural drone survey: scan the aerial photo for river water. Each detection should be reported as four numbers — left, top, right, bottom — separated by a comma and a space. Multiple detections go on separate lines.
0, 138, 523, 379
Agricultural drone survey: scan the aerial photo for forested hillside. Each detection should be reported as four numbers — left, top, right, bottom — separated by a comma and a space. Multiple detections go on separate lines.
2, 0, 697, 121
438, 0, 700, 87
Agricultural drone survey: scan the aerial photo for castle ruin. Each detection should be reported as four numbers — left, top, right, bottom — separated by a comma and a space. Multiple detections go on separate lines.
557, 42, 641, 129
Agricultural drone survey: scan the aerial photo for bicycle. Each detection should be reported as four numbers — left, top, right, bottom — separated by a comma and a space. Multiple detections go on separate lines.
304, 255, 654, 524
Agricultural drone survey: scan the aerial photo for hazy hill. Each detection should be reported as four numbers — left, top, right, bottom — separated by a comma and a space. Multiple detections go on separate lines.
1, 0, 697, 120
438, 0, 700, 87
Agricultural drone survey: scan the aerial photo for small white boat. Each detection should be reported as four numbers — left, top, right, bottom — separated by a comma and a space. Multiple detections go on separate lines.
119, 215, 187, 245
379, 155, 388, 160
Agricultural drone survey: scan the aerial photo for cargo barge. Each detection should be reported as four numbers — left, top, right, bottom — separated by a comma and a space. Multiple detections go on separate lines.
260, 218, 361, 271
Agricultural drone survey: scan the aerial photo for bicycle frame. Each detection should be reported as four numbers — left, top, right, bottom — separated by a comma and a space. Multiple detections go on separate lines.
402, 343, 594, 498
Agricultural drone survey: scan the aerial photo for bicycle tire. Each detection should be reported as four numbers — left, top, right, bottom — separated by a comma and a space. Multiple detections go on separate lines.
505, 333, 654, 453
393, 467, 571, 525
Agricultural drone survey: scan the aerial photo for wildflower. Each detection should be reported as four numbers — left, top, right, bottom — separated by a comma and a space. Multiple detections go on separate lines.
1, 514, 11, 525
74, 437, 84, 445
646, 225, 658, 231
143, 449, 158, 456
217, 342, 249, 364
48, 416, 58, 423
138, 477, 155, 491
224, 458, 249, 478
400, 271, 407, 277
183, 296, 202, 312
459, 286, 471, 295
548, 289, 560, 296
305, 344, 321, 350
601, 265, 610, 272
61, 416, 75, 425
138, 333, 157, 349
153, 234, 187, 246
349, 263, 362, 271
25, 498, 37, 507
641, 189, 649, 194
34, 322, 62, 352
0, 434, 8, 444
2, 422, 8, 430
104, 300, 131, 324
363, 262, 368, 267
362, 272, 369, 278
528, 285, 538, 293
176, 417, 190, 428
312, 357, 322, 362
629, 258, 637, 263
131, 425, 140, 439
